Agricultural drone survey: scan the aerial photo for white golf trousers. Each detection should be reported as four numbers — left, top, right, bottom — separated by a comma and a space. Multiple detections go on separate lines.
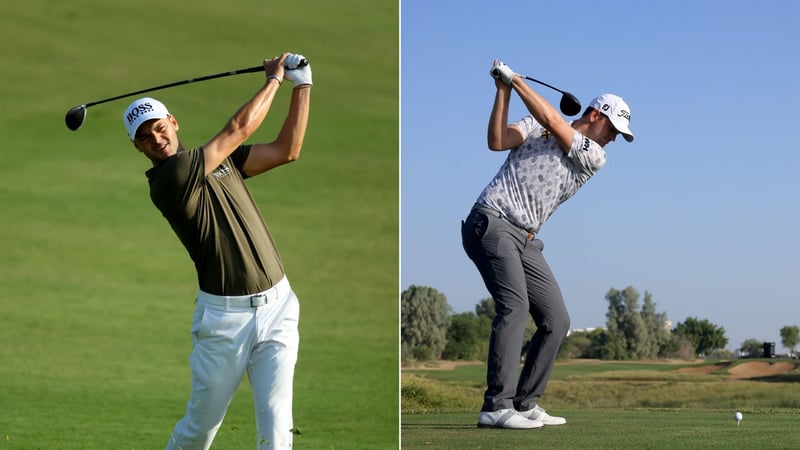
166, 276, 299, 450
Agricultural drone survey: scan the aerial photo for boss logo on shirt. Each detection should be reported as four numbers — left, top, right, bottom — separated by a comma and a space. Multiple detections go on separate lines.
126, 102, 155, 125
211, 164, 232, 180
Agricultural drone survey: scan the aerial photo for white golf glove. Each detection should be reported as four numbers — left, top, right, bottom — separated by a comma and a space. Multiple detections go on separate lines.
490, 61, 515, 85
284, 53, 312, 87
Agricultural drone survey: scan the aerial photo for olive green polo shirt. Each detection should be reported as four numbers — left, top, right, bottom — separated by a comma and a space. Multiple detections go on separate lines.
146, 145, 285, 296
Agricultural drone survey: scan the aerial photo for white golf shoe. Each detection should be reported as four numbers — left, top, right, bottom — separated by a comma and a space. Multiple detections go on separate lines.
477, 408, 544, 429
518, 405, 567, 425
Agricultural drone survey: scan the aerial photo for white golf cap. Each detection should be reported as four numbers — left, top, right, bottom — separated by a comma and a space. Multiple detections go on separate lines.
122, 97, 170, 140
589, 94, 634, 142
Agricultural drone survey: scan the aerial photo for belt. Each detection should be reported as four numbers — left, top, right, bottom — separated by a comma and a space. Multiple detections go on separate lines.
473, 204, 535, 240
197, 276, 288, 308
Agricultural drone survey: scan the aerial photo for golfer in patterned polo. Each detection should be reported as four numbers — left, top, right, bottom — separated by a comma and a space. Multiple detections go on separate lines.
462, 59, 634, 430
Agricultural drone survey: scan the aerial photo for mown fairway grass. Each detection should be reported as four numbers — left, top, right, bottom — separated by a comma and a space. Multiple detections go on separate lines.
1, 1, 398, 448
402, 360, 800, 448
403, 409, 800, 449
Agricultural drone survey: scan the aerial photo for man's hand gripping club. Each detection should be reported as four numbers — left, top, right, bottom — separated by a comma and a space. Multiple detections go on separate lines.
490, 61, 516, 85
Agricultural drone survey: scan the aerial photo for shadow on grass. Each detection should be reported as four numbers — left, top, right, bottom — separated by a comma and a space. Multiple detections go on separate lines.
751, 373, 800, 382
402, 423, 476, 430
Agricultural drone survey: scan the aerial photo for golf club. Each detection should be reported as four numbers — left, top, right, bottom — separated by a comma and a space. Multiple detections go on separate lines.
65, 58, 307, 132
491, 68, 582, 116
520, 75, 582, 117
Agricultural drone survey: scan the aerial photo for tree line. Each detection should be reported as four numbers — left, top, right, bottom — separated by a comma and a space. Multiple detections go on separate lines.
401, 285, 800, 363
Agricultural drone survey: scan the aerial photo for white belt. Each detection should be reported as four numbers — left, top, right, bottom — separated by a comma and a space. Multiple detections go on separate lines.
197, 276, 288, 308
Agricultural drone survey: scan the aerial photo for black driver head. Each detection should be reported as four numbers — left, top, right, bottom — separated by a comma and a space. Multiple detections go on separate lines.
559, 93, 582, 116
65, 105, 87, 131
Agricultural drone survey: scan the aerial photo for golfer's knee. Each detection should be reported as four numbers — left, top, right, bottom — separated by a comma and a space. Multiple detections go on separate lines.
557, 316, 570, 338
541, 313, 570, 337
554, 310, 570, 334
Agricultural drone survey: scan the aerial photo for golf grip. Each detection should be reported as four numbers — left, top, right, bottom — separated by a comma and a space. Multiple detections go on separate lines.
84, 58, 308, 108
491, 68, 566, 96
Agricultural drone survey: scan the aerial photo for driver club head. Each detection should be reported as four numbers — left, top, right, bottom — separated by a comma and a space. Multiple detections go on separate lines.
65, 105, 87, 131
513, 73, 582, 117
559, 93, 582, 116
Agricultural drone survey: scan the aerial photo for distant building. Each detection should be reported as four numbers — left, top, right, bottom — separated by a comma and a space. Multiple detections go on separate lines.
567, 327, 601, 336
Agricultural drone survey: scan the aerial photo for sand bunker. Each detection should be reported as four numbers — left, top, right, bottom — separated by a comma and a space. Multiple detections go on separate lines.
727, 361, 797, 379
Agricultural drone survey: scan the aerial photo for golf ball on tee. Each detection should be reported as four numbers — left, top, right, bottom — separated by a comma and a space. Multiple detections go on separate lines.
734, 412, 743, 421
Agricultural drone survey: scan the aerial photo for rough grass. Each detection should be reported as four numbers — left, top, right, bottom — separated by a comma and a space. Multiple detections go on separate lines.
402, 360, 800, 414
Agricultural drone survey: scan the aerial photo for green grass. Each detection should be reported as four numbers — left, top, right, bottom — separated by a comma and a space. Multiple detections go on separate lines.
404, 360, 709, 382
402, 360, 800, 447
402, 409, 800, 449
0, 1, 398, 448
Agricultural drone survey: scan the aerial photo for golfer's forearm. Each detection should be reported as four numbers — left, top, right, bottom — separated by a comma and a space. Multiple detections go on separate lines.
203, 79, 282, 175
274, 86, 311, 160
513, 78, 561, 130
225, 79, 281, 140
487, 86, 511, 150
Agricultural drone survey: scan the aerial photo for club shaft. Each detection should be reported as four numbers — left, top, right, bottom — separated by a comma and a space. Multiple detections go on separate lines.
520, 75, 566, 95
84, 66, 264, 108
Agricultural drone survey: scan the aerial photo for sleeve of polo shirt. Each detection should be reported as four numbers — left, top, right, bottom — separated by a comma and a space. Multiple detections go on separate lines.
567, 132, 606, 181
228, 144, 252, 177
510, 116, 544, 143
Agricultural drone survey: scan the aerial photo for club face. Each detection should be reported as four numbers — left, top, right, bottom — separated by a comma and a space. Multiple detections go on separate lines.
65, 105, 86, 131
560, 93, 582, 116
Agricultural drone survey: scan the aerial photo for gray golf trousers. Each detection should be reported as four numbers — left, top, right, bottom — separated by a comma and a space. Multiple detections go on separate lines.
461, 205, 570, 412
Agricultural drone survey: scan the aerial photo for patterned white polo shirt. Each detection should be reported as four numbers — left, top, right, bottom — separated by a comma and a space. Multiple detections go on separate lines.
476, 116, 606, 233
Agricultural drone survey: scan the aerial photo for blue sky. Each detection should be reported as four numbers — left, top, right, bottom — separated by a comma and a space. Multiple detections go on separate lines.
400, 1, 800, 352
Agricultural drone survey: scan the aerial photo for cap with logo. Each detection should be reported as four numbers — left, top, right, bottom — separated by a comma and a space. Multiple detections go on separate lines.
589, 94, 634, 142
122, 97, 170, 140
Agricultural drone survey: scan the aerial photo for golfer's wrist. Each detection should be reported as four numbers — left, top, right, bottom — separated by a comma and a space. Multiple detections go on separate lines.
267, 75, 282, 85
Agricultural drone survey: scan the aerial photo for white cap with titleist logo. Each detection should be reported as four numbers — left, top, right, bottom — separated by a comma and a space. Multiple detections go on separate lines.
122, 97, 170, 140
589, 94, 634, 142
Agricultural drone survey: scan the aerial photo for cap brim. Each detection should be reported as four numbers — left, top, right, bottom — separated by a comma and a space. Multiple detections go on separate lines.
609, 116, 634, 142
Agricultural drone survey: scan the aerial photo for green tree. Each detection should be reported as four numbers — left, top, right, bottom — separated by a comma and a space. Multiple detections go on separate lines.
559, 330, 593, 360
604, 288, 629, 359
401, 285, 451, 361
442, 312, 491, 360
739, 338, 763, 358
640, 291, 669, 358
475, 297, 495, 320
586, 328, 620, 360
672, 317, 728, 357
779, 325, 800, 356
660, 333, 696, 360
605, 286, 655, 359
